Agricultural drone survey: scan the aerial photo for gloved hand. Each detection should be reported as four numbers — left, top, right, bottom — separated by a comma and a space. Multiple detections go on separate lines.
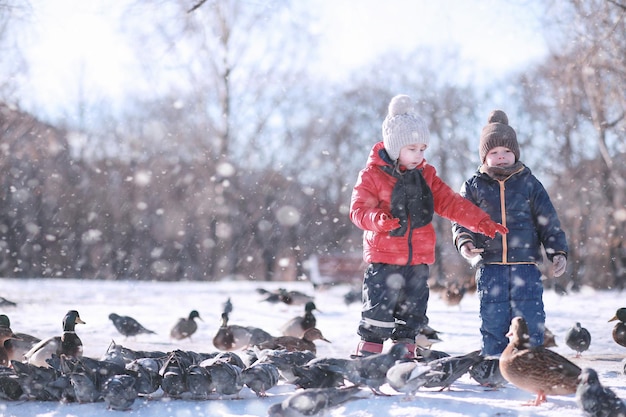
553, 254, 567, 277
459, 242, 481, 261
476, 218, 509, 239
376, 213, 400, 232
460, 242, 484, 268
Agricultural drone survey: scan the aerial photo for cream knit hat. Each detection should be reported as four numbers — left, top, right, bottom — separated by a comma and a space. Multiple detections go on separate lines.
382, 95, 430, 161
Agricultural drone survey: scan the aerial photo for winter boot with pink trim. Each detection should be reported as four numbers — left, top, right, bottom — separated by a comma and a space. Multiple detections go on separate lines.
351, 340, 383, 358
392, 339, 416, 359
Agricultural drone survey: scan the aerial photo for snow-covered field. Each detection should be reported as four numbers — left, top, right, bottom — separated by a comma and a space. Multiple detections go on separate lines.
1, 277, 625, 417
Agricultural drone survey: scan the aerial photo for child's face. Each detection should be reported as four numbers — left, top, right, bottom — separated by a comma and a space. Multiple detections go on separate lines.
485, 146, 515, 167
398, 143, 427, 169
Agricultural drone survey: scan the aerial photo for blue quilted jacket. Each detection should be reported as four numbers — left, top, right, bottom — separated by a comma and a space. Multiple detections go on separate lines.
452, 164, 568, 264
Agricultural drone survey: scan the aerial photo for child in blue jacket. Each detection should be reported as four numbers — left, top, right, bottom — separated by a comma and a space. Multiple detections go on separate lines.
452, 110, 568, 356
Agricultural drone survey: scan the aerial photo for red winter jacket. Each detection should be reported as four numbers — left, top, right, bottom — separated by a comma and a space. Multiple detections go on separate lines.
350, 142, 492, 265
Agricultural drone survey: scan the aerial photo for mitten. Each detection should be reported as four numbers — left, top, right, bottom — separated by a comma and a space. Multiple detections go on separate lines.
552, 254, 567, 277
476, 218, 508, 239
376, 213, 400, 232
459, 243, 481, 261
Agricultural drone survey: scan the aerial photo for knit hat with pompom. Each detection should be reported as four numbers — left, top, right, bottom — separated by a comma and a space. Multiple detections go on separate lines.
479, 110, 520, 163
382, 95, 430, 161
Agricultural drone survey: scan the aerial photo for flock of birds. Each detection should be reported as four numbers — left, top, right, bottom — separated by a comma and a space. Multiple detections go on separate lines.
0, 290, 626, 416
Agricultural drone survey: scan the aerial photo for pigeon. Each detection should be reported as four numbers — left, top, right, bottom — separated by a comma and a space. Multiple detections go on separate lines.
469, 357, 508, 389
386, 360, 440, 397
419, 350, 483, 391
292, 360, 347, 389
102, 374, 138, 411
170, 310, 202, 340
108, 313, 156, 338
200, 355, 244, 397
125, 357, 163, 395
256, 348, 316, 383
280, 301, 318, 338
267, 386, 368, 417
242, 362, 280, 397
24, 310, 86, 368
499, 316, 581, 406
341, 343, 409, 394
186, 364, 212, 399
576, 367, 626, 417
565, 322, 591, 357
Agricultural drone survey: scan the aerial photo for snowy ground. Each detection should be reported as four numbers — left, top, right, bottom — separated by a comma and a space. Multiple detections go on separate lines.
1, 277, 625, 417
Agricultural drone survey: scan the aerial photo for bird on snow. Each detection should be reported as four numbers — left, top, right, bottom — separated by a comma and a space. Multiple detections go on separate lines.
280, 301, 319, 338
102, 373, 138, 411
0, 296, 17, 307
543, 326, 558, 348
386, 360, 441, 398
291, 356, 350, 389
242, 362, 280, 397
108, 313, 156, 338
0, 326, 20, 367
170, 310, 202, 341
499, 316, 581, 406
24, 310, 86, 368
576, 367, 626, 417
469, 357, 508, 389
419, 349, 483, 391
258, 327, 330, 355
565, 322, 591, 357
255, 348, 316, 384
267, 386, 368, 417
608, 308, 626, 348
0, 314, 41, 362
213, 312, 274, 351
341, 343, 409, 394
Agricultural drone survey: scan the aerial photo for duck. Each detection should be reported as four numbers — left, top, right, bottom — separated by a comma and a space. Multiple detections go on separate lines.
0, 314, 41, 362
0, 326, 20, 366
258, 327, 330, 355
576, 367, 626, 417
213, 312, 274, 351
267, 386, 368, 417
23, 310, 86, 368
108, 313, 156, 338
170, 310, 202, 341
280, 301, 318, 337
499, 316, 581, 406
608, 308, 626, 348
565, 322, 591, 357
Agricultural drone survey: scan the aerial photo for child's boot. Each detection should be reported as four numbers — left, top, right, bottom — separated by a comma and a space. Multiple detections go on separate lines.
392, 338, 416, 359
352, 340, 383, 358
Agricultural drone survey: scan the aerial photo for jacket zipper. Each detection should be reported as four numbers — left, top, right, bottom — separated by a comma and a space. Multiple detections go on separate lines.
499, 180, 507, 263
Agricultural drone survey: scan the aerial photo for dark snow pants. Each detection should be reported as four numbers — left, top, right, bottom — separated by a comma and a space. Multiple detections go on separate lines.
476, 263, 545, 356
358, 263, 430, 343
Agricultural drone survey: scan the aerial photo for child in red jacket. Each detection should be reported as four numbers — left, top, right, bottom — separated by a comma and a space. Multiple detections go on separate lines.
349, 94, 508, 357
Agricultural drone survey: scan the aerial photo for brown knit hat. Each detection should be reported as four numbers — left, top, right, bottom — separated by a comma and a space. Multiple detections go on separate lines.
479, 110, 520, 163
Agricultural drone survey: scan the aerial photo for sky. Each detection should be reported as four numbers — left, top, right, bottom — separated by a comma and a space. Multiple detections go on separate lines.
1, 277, 625, 417
17, 0, 549, 118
